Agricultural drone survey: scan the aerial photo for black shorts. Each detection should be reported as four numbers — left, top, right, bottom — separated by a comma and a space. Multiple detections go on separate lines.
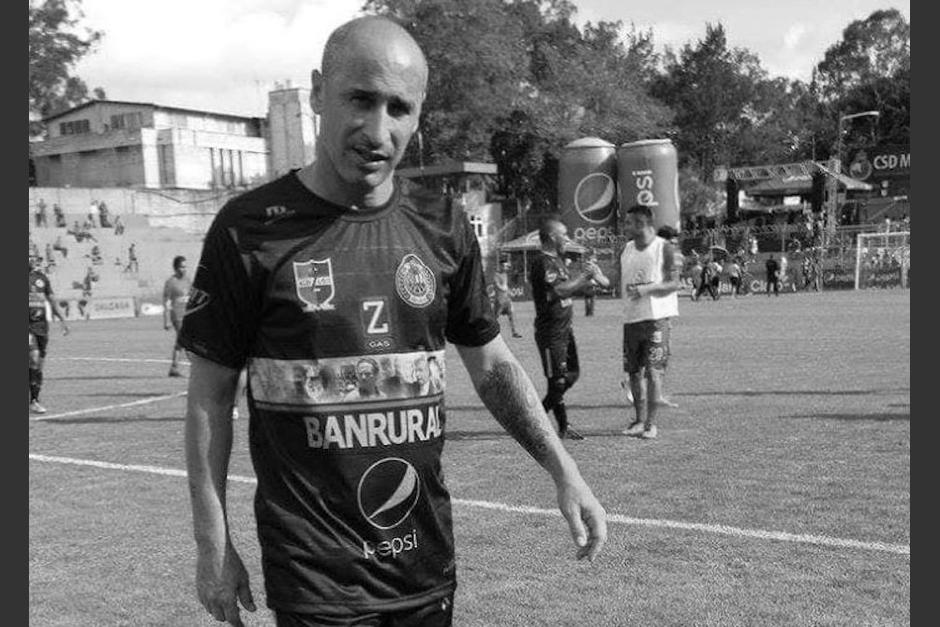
622, 319, 670, 374
29, 332, 49, 359
275, 594, 453, 627
536, 329, 579, 381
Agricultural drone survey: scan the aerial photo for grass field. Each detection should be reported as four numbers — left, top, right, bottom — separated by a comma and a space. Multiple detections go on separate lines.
28, 289, 910, 627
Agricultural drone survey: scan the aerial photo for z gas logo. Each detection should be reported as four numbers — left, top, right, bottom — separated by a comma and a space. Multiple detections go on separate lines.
574, 172, 616, 224
357, 457, 420, 530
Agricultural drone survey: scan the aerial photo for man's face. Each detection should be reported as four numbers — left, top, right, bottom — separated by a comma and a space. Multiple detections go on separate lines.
312, 48, 425, 195
628, 213, 653, 239
356, 361, 378, 389
175, 261, 187, 278
412, 358, 428, 384
548, 222, 568, 254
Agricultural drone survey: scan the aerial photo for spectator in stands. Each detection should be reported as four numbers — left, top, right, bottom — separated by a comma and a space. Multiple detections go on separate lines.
44, 243, 56, 270
113, 215, 125, 236
52, 235, 68, 258
81, 266, 98, 299
53, 203, 66, 228
98, 201, 112, 228
89, 245, 103, 266
87, 200, 99, 228
35, 199, 48, 228
126, 243, 139, 273
68, 221, 85, 242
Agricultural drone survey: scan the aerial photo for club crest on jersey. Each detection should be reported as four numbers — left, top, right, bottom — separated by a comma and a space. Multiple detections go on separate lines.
294, 258, 336, 312
395, 254, 435, 308
34, 278, 45, 289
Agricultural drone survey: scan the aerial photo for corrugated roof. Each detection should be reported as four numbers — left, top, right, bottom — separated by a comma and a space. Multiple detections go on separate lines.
42, 99, 264, 123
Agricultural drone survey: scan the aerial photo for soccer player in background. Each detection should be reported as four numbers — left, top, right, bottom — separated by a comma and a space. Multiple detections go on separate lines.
529, 216, 609, 440
180, 17, 606, 627
163, 255, 191, 378
29, 253, 69, 414
492, 258, 523, 337
620, 206, 681, 439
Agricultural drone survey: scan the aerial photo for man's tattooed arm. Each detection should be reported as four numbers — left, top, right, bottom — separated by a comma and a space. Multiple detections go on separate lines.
475, 359, 556, 465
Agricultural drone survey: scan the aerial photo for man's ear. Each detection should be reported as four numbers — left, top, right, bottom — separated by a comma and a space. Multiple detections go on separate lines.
310, 69, 325, 114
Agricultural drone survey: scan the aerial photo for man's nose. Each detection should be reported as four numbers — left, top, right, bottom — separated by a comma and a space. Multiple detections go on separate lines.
360, 106, 391, 146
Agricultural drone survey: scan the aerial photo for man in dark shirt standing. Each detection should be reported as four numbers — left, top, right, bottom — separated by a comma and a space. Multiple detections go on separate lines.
529, 216, 609, 440
765, 253, 781, 296
29, 253, 69, 414
180, 18, 606, 627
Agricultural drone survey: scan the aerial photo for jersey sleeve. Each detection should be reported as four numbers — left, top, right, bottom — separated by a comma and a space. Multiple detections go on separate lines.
444, 215, 500, 347
177, 209, 259, 370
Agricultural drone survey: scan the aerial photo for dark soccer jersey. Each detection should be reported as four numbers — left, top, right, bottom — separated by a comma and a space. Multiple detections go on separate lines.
529, 251, 574, 338
29, 270, 53, 335
177, 173, 499, 615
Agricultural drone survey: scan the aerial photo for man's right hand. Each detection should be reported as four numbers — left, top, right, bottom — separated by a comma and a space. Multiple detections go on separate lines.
195, 544, 256, 626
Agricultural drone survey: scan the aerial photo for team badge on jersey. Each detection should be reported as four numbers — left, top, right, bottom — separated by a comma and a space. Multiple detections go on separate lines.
294, 259, 336, 312
34, 278, 45, 289
395, 254, 435, 308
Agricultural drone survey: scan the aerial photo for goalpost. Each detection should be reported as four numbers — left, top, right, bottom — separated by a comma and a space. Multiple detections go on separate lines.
854, 231, 910, 290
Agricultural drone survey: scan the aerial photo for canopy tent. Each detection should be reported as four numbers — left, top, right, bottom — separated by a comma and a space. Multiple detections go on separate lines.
499, 230, 589, 254
746, 170, 873, 197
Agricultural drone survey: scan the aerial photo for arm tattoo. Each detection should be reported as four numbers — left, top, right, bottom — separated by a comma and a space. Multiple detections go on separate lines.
477, 360, 553, 464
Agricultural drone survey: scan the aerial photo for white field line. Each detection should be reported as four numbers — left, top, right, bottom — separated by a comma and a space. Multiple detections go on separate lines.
32, 392, 188, 421
27, 454, 909, 557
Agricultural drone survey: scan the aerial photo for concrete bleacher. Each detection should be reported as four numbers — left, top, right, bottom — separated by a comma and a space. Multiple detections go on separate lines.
29, 221, 205, 304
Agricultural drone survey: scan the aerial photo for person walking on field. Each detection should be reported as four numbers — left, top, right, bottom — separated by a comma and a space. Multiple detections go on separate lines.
620, 205, 681, 440
492, 258, 523, 338
29, 253, 69, 414
529, 215, 610, 440
178, 17, 606, 627
163, 255, 191, 378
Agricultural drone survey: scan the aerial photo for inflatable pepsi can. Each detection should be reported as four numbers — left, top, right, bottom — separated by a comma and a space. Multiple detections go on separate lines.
617, 139, 680, 232
558, 137, 618, 244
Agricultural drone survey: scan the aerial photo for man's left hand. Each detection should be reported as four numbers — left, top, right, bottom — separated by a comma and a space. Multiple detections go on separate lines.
556, 474, 607, 562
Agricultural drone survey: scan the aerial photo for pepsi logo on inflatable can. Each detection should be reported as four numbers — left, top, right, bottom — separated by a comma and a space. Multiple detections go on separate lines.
558, 137, 618, 244
617, 139, 680, 232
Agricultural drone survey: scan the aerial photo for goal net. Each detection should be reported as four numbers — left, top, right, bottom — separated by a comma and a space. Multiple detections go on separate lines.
854, 231, 910, 289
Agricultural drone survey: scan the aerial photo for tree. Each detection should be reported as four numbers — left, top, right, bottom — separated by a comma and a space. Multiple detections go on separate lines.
812, 9, 910, 154
813, 9, 910, 105
29, 0, 105, 138
651, 23, 768, 181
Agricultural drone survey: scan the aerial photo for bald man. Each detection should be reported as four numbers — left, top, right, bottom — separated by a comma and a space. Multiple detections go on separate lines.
181, 16, 606, 627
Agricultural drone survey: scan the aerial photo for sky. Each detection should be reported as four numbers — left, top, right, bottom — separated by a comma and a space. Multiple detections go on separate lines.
71, 0, 911, 118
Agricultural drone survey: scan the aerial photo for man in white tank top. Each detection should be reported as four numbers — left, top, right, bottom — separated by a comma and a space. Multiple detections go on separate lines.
619, 205, 681, 439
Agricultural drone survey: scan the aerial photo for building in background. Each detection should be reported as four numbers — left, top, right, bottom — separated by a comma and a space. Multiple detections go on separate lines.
31, 100, 269, 190
266, 82, 318, 178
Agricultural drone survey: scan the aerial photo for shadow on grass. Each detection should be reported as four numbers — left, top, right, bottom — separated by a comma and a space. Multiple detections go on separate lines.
692, 388, 909, 397
786, 412, 910, 423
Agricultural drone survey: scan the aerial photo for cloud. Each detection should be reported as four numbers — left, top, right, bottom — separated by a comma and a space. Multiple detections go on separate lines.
73, 0, 362, 115
783, 23, 809, 51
